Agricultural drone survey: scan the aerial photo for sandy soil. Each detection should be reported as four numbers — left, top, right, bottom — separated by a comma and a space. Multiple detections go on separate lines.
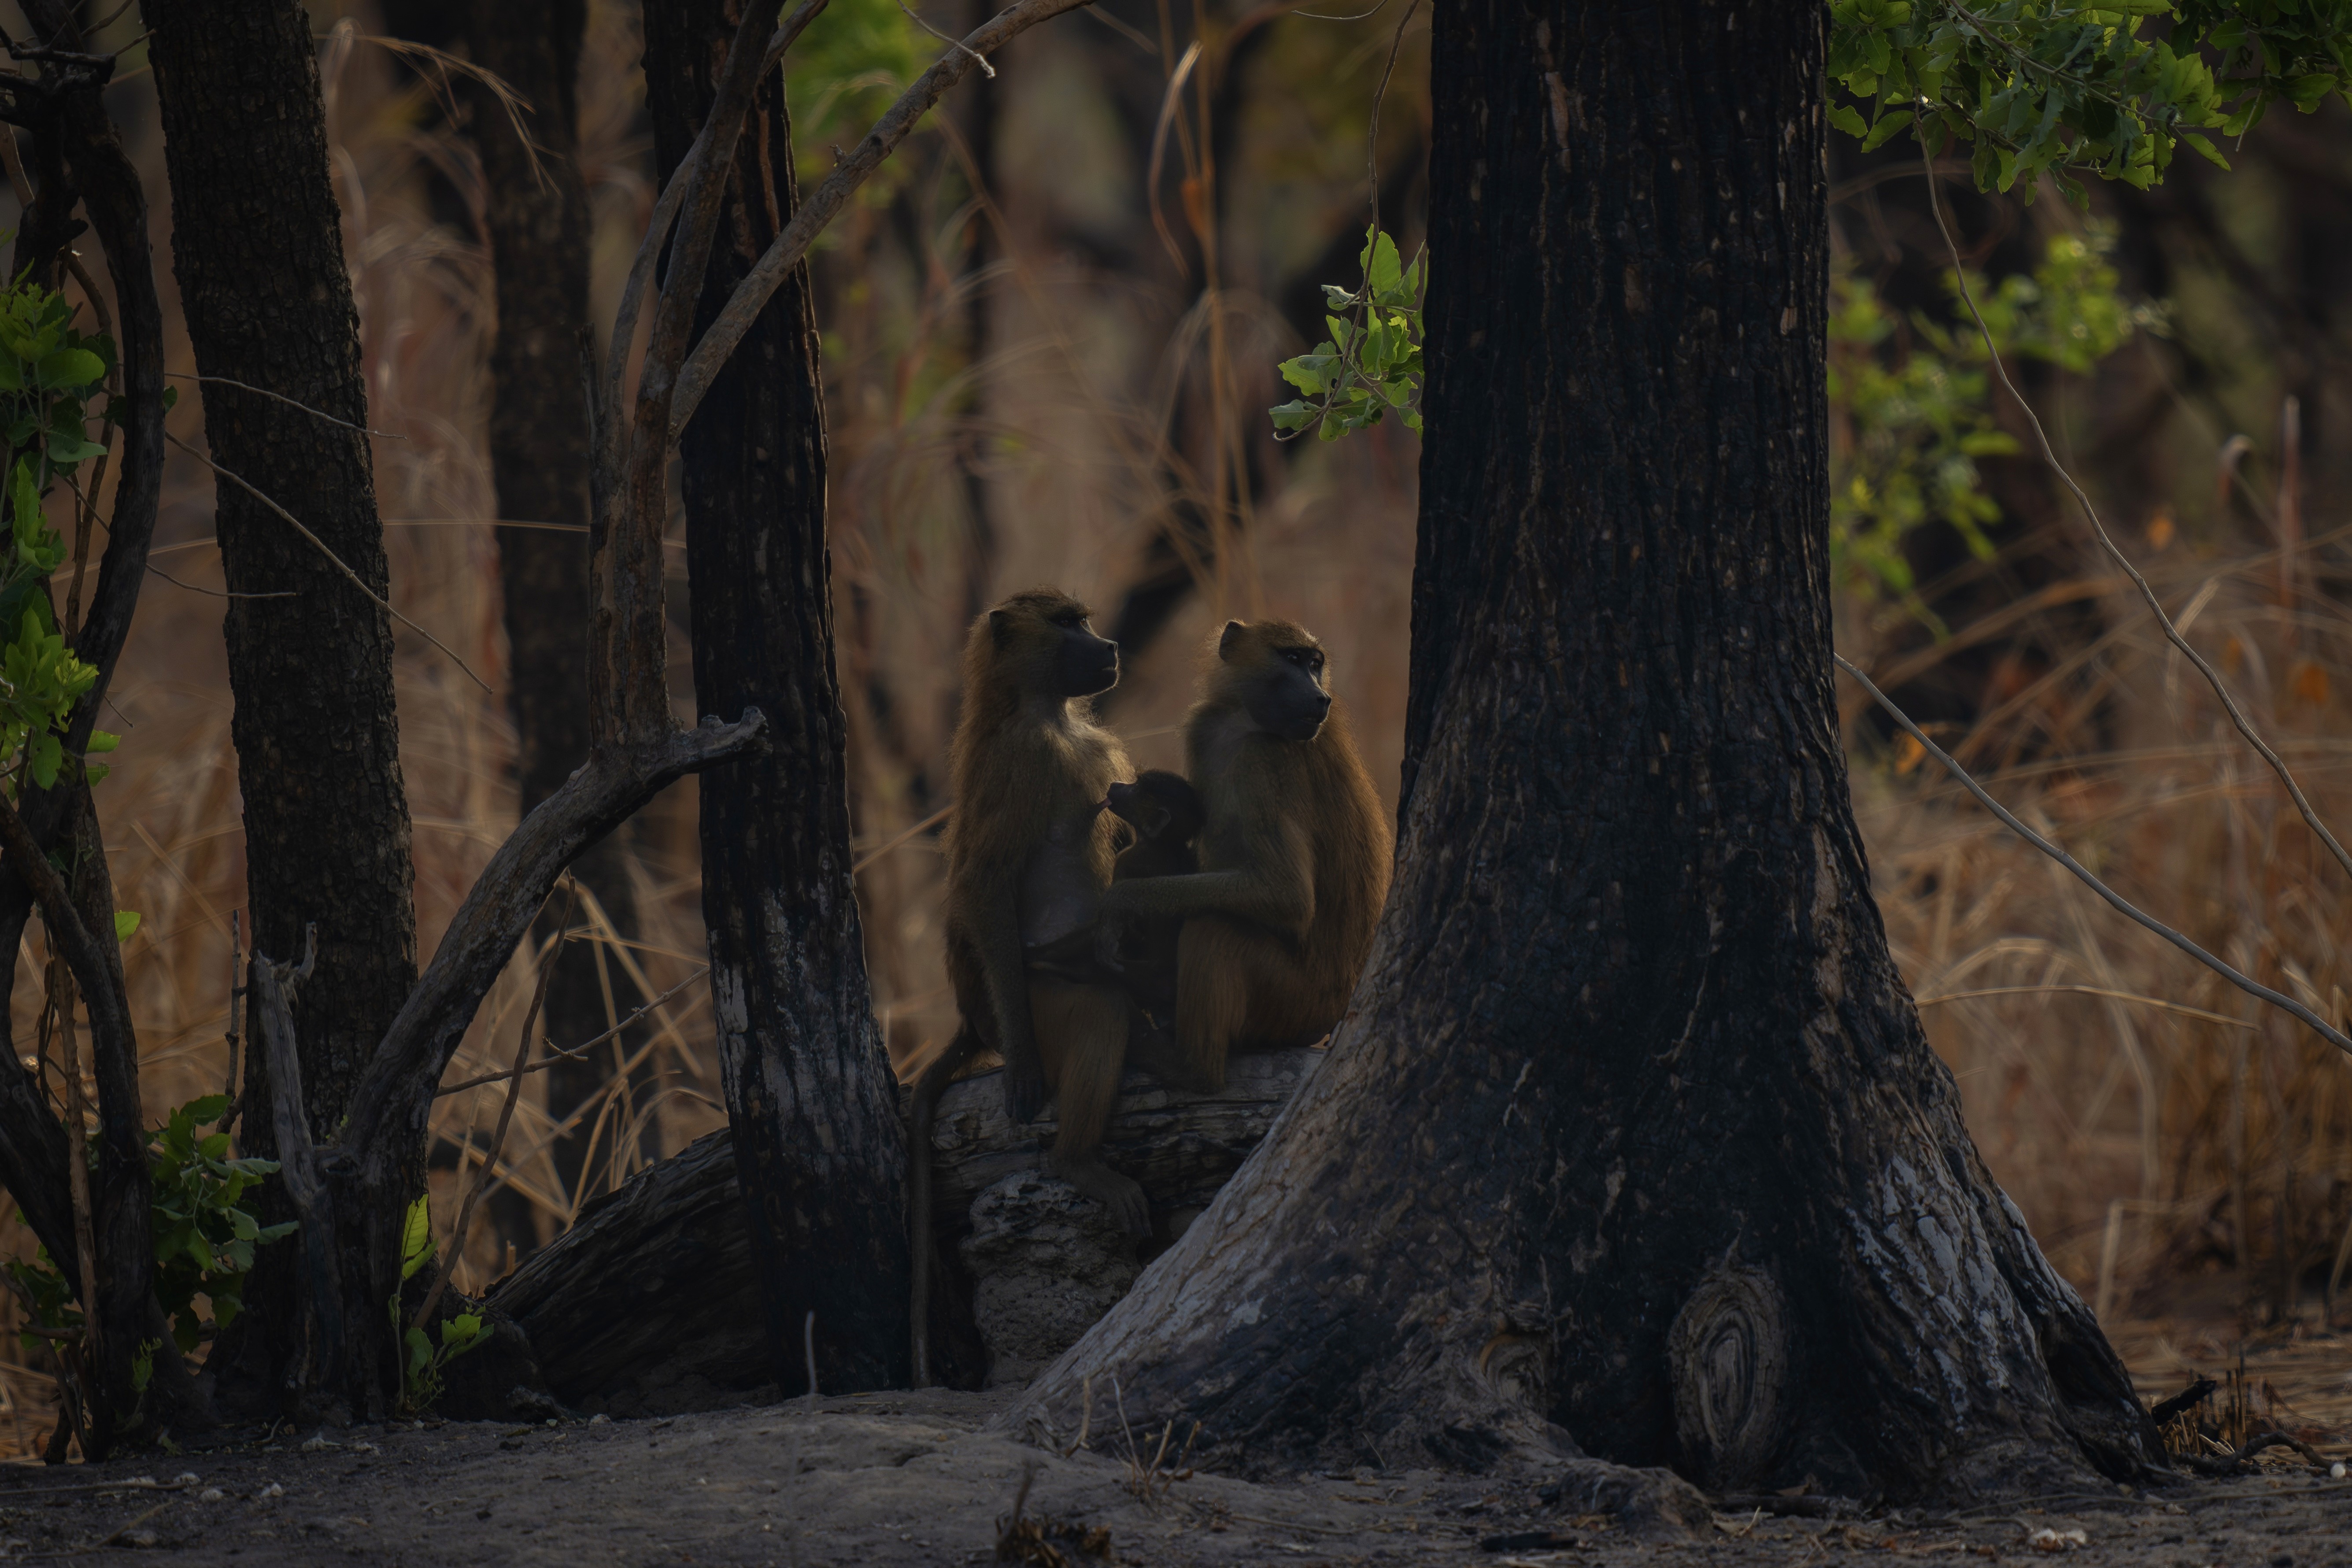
0, 1388, 2345, 1567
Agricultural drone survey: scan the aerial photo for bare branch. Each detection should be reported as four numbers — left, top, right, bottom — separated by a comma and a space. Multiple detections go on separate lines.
163, 370, 406, 440
167, 432, 490, 692
595, 0, 831, 459
413, 884, 572, 1334
434, 966, 704, 1097
339, 713, 767, 1171
1836, 652, 2352, 1058
669, 0, 1099, 440
1917, 129, 2352, 890
0, 791, 130, 1061
251, 927, 344, 1378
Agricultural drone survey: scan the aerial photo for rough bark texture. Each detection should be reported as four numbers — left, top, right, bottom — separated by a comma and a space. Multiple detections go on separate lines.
466, 0, 648, 1209
493, 1052, 1313, 1407
644, 0, 910, 1396
0, 0, 170, 1323
1013, 0, 2163, 1501
148, 0, 418, 1413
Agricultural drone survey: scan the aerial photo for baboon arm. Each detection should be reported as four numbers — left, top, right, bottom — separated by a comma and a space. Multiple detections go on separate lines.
1100, 862, 1314, 939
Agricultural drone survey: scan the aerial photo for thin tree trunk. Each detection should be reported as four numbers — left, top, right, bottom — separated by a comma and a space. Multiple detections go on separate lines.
644, 0, 910, 1395
1017, 0, 2162, 1500
465, 0, 649, 1214
148, 0, 419, 1415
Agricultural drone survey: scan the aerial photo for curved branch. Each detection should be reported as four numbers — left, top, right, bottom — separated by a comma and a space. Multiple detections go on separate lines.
668, 0, 1098, 440
338, 713, 768, 1170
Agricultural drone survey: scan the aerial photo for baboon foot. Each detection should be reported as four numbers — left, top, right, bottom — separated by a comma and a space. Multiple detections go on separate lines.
1054, 1157, 1150, 1238
1124, 1021, 1222, 1095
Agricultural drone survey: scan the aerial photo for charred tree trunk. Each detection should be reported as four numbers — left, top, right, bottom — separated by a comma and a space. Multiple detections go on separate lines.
644, 0, 910, 1396
148, 0, 419, 1414
465, 0, 649, 1214
1016, 1, 2163, 1500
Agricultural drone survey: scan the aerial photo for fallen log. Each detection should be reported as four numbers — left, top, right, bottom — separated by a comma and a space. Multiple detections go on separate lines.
488, 1047, 1320, 1410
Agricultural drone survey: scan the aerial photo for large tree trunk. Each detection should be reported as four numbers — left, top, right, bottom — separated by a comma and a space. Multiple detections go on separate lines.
1014, 0, 2163, 1500
644, 0, 910, 1396
465, 0, 649, 1215
148, 0, 419, 1414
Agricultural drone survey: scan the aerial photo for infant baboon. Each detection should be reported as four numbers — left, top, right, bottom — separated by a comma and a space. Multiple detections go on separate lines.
1101, 620, 1391, 1091
1104, 769, 1205, 1022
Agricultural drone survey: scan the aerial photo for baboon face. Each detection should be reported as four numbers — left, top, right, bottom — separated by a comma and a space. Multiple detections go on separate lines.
1108, 770, 1203, 843
1220, 621, 1333, 742
990, 591, 1120, 698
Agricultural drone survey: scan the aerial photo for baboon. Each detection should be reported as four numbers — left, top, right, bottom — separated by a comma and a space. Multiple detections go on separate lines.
908, 588, 1143, 1384
1032, 769, 1206, 1022
1100, 620, 1391, 1091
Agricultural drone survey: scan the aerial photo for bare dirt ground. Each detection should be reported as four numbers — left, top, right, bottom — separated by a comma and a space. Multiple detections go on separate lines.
0, 1384, 2346, 1568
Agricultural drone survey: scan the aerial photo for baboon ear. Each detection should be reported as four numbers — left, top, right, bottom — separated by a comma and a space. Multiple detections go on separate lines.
1218, 621, 1246, 660
989, 608, 1014, 648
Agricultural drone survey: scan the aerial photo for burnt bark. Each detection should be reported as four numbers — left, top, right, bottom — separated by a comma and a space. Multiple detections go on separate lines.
494, 1050, 1316, 1407
464, 0, 648, 1210
1016, 1, 2163, 1501
148, 0, 418, 1413
644, 0, 910, 1397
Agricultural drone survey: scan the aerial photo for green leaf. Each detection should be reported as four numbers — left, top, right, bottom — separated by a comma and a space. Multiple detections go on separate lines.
85, 729, 118, 754
113, 910, 141, 942
401, 1194, 434, 1280
34, 347, 103, 391
1829, 101, 1870, 138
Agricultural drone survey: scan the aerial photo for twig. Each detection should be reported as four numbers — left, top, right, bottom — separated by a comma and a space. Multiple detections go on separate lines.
802, 1308, 818, 1400
251, 926, 340, 1378
218, 910, 242, 1141
898, 0, 993, 76
851, 803, 952, 873
144, 562, 294, 599
162, 370, 406, 440
1916, 127, 2352, 889
414, 882, 575, 1333
593, 0, 832, 439
668, 0, 1100, 440
432, 968, 703, 1097
1914, 985, 2257, 1030
46, 955, 95, 1372
1837, 653, 2352, 1058
165, 432, 489, 692
58, 251, 115, 640
2182, 1428, 2331, 1476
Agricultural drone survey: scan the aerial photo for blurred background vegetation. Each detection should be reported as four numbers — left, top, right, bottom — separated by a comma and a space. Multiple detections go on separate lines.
0, 0, 2348, 1451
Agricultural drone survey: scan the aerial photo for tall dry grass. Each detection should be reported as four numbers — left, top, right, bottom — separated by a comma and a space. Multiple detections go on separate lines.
0, 0, 2337, 1461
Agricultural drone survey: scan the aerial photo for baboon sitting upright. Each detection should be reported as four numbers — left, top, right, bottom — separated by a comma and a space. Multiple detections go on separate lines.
1101, 619, 1391, 1091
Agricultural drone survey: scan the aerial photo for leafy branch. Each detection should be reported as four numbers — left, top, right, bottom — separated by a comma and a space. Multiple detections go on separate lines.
1269, 226, 1424, 443
1827, 0, 2352, 201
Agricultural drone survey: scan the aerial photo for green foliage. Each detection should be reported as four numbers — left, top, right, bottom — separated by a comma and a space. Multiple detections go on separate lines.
395, 1297, 489, 1414
0, 274, 112, 799
5, 1095, 293, 1355
1828, 1, 2352, 201
145, 1095, 295, 1354
1831, 227, 2149, 610
390, 1195, 488, 1413
785, 0, 924, 184
1269, 227, 1424, 441
4, 1243, 80, 1347
399, 1194, 434, 1281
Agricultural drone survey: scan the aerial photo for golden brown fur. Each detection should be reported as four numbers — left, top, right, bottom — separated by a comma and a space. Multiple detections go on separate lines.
1104, 619, 1393, 1091
910, 588, 1140, 1383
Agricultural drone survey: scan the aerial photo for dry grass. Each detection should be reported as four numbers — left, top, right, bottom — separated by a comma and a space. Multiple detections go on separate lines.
0, 0, 2344, 1468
